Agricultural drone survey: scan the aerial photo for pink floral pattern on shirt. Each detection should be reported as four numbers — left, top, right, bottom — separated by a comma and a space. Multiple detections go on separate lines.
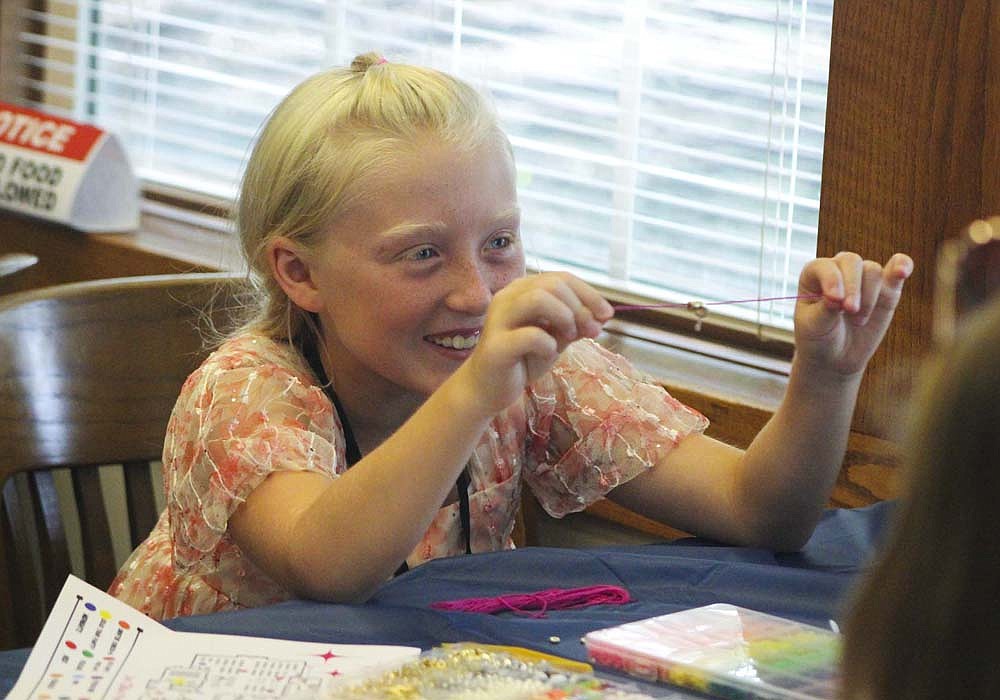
109, 333, 707, 620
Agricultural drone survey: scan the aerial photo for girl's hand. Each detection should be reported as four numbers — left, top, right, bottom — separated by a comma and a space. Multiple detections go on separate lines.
457, 272, 614, 416
794, 252, 914, 376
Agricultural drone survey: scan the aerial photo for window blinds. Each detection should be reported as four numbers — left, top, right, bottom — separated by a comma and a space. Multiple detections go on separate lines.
15, 0, 832, 332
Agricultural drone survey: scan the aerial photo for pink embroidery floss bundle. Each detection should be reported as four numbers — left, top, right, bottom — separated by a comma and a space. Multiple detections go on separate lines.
430, 585, 631, 618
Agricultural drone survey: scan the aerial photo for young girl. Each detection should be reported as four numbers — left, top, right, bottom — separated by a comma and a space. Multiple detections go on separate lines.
109, 53, 912, 620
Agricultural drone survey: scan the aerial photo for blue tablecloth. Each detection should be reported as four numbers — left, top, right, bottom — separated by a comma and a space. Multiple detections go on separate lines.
0, 502, 893, 697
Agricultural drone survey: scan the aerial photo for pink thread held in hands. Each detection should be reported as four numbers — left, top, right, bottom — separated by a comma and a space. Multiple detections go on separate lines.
611, 293, 825, 312
430, 585, 631, 618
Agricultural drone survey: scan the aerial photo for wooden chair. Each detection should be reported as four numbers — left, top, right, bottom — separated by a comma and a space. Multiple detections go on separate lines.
0, 272, 247, 650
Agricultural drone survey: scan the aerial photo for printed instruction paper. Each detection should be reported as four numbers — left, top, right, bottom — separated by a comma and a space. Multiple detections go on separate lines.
6, 575, 419, 699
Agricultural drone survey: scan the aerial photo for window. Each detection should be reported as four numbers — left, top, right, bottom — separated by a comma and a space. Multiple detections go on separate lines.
16, 0, 832, 334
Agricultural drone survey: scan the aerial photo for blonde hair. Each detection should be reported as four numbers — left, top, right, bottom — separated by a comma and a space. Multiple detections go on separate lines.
839, 295, 1000, 699
234, 52, 504, 347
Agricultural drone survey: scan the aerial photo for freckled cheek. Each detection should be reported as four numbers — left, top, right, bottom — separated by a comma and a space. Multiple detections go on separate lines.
381, 296, 438, 336
491, 261, 526, 293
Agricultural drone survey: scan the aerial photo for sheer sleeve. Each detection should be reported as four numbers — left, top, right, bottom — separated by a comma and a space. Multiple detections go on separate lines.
523, 338, 709, 517
163, 340, 342, 572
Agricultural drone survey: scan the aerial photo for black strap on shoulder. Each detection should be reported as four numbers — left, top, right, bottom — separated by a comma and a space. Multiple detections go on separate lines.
457, 469, 472, 555
303, 342, 470, 576
305, 343, 361, 466
326, 387, 361, 467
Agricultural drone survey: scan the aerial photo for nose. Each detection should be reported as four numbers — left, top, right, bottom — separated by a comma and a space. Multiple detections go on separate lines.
446, 259, 494, 316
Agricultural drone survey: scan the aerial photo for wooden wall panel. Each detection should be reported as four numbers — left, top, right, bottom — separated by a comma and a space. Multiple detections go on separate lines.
1, 214, 211, 295
820, 1, 999, 439
987, 6, 1000, 214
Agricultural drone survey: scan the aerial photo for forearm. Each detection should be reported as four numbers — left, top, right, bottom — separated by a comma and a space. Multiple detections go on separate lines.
613, 252, 909, 551
277, 375, 492, 602
736, 354, 863, 549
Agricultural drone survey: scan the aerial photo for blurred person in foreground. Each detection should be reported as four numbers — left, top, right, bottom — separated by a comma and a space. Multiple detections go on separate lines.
840, 217, 1000, 699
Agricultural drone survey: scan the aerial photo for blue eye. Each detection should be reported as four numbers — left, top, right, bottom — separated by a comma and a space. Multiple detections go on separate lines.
488, 234, 514, 250
408, 246, 438, 261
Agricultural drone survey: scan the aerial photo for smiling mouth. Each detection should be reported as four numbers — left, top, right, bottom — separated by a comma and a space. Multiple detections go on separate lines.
425, 332, 480, 350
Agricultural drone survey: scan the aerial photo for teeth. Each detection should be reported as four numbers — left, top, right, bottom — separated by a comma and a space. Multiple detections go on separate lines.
429, 333, 479, 350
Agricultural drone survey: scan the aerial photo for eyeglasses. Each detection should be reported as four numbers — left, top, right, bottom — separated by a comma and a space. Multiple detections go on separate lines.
935, 216, 1000, 344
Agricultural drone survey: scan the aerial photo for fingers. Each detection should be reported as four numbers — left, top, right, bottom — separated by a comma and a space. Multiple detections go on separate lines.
465, 273, 613, 410
493, 272, 614, 345
550, 273, 615, 338
862, 253, 913, 329
884, 252, 915, 286
799, 255, 849, 311
853, 260, 884, 326
801, 252, 913, 322
503, 326, 560, 384
835, 251, 864, 313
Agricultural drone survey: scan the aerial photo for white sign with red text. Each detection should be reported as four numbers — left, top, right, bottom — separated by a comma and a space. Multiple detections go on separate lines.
0, 102, 139, 232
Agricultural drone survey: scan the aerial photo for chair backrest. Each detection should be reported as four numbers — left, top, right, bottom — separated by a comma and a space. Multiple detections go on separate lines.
0, 272, 248, 649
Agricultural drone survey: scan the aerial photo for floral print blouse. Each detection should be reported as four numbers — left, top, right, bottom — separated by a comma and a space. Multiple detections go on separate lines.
109, 333, 708, 620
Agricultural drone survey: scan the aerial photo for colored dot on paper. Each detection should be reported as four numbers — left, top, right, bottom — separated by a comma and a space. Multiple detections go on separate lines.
82, 650, 93, 658
99, 610, 112, 620
84, 603, 96, 612
64, 641, 77, 650
118, 620, 130, 630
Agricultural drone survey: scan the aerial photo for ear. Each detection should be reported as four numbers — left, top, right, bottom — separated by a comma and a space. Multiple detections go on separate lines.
266, 237, 324, 313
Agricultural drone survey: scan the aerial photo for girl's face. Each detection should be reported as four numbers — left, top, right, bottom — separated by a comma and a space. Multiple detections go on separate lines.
309, 134, 525, 405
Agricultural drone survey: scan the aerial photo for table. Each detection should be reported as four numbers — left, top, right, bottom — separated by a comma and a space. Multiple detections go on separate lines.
0, 502, 892, 697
